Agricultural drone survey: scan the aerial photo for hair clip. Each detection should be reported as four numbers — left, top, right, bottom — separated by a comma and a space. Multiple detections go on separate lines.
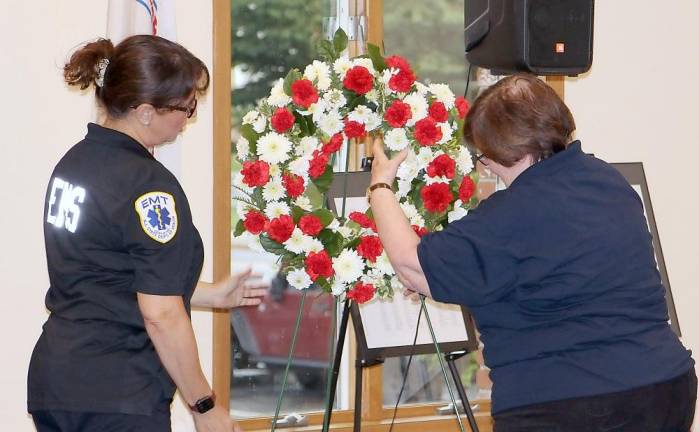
95, 58, 110, 88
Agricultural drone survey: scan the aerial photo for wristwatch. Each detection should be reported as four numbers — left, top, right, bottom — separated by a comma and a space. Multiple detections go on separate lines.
367, 182, 392, 203
189, 392, 216, 414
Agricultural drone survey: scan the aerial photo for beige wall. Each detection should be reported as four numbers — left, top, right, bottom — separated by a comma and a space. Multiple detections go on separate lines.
1, 1, 697, 431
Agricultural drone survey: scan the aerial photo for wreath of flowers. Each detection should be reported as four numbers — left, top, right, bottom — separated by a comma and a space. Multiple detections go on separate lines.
233, 30, 477, 304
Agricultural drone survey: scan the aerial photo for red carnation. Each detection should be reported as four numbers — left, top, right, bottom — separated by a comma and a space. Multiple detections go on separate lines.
385, 55, 412, 72
343, 66, 373, 95
270, 107, 295, 133
243, 210, 269, 235
384, 100, 412, 128
349, 211, 377, 232
322, 133, 344, 155
426, 154, 456, 179
282, 173, 305, 198
309, 150, 329, 179
267, 214, 295, 243
347, 282, 376, 304
459, 176, 476, 202
305, 250, 334, 281
389, 69, 416, 93
356, 235, 383, 263
344, 119, 366, 139
412, 225, 428, 238
298, 214, 324, 236
240, 160, 270, 187
455, 96, 470, 119
414, 117, 443, 146
291, 79, 319, 108
420, 183, 454, 213
428, 101, 449, 123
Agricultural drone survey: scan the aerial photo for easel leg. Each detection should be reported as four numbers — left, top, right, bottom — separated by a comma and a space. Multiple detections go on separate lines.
446, 355, 480, 432
322, 300, 351, 431
354, 360, 363, 432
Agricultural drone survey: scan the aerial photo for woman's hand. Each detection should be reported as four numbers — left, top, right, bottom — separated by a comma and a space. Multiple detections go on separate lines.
210, 268, 267, 309
193, 405, 242, 431
370, 136, 408, 186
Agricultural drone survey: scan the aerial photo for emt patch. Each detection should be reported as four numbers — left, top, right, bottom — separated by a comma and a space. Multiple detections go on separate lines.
134, 191, 178, 243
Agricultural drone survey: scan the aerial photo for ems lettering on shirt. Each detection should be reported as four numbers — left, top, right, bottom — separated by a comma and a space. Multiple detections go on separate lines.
134, 191, 179, 243
46, 177, 86, 233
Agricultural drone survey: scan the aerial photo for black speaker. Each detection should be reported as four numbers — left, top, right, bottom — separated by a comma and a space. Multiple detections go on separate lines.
465, 0, 594, 76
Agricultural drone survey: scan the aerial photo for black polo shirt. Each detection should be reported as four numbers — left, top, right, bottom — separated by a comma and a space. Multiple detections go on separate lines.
418, 141, 693, 414
28, 123, 204, 415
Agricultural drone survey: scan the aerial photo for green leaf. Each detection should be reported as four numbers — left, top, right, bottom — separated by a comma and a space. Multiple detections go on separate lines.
317, 39, 336, 62
318, 229, 344, 257
293, 110, 309, 136
233, 219, 246, 237
333, 28, 348, 54
239, 123, 259, 155
367, 43, 386, 72
344, 237, 360, 250
291, 206, 305, 223
311, 164, 334, 193
283, 68, 303, 96
312, 209, 335, 227
315, 277, 332, 293
260, 235, 287, 255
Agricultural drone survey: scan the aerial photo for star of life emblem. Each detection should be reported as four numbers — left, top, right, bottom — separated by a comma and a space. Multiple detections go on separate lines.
134, 191, 178, 243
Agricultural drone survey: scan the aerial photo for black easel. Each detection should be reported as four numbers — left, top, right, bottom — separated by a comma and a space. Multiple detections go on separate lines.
446, 351, 480, 432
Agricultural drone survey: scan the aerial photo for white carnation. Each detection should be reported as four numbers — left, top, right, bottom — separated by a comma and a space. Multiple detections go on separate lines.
264, 201, 291, 219
318, 111, 344, 136
236, 136, 250, 160
304, 60, 332, 91
352, 58, 376, 75
374, 252, 395, 276
414, 82, 429, 95
400, 202, 419, 220
337, 226, 354, 239
331, 279, 348, 296
302, 237, 324, 254
333, 57, 353, 80
425, 176, 450, 185
297, 136, 320, 157
384, 128, 409, 151
448, 202, 469, 223
456, 146, 475, 174
437, 122, 454, 145
429, 83, 456, 109
403, 93, 428, 127
396, 153, 419, 181
262, 176, 285, 202
288, 157, 310, 181
365, 89, 379, 104
322, 89, 347, 111
397, 179, 412, 198
364, 112, 382, 132
294, 196, 313, 211
287, 268, 313, 290
332, 249, 365, 284
302, 100, 328, 124
257, 132, 292, 164
283, 227, 309, 254
268, 78, 292, 107
416, 147, 434, 169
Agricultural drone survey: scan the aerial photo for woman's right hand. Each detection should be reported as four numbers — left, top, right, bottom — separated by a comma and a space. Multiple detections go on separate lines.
193, 405, 242, 431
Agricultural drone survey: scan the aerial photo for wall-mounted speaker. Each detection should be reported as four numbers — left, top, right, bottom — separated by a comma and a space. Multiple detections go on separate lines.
465, 0, 594, 76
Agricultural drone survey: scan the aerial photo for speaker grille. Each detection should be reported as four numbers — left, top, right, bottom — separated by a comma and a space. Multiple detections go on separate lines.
527, 0, 593, 72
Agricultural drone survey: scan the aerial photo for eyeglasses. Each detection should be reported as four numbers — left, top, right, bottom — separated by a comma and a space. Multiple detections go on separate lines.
472, 151, 488, 166
162, 97, 197, 118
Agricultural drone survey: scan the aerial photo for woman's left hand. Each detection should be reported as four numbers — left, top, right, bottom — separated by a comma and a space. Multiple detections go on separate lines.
370, 136, 408, 186
211, 268, 267, 309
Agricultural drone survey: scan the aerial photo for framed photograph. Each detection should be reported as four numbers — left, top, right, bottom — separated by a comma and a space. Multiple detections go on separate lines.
611, 163, 681, 335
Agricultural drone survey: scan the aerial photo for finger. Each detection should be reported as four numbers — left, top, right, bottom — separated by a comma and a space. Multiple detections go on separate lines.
391, 148, 409, 165
372, 136, 387, 162
243, 282, 269, 290
238, 297, 263, 307
244, 288, 268, 299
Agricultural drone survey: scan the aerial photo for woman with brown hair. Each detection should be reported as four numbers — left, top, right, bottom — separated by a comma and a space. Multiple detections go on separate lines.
27, 35, 265, 431
369, 74, 696, 431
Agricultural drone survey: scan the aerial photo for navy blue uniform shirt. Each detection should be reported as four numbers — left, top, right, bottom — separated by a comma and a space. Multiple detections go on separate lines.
28, 123, 204, 415
418, 141, 693, 414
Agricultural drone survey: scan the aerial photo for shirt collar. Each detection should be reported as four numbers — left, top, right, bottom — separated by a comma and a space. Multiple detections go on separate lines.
86, 123, 154, 160
510, 140, 583, 188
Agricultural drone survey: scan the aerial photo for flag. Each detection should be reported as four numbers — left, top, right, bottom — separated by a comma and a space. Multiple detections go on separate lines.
106, 0, 182, 178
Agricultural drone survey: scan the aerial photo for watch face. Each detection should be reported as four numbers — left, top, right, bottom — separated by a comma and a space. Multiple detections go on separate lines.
194, 396, 216, 413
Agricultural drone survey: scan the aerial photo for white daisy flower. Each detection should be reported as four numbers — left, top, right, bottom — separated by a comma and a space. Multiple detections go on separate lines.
380, 69, 397, 92
283, 227, 309, 254
448, 202, 469, 222
397, 179, 412, 198
414, 82, 429, 95
322, 89, 347, 111
300, 99, 328, 124
331, 279, 347, 296
361, 269, 383, 286
364, 112, 382, 132
242, 110, 260, 125
333, 57, 353, 80
403, 93, 428, 127
351, 58, 376, 75
396, 153, 419, 181
429, 83, 456, 109
333, 249, 365, 284
425, 176, 450, 185
374, 252, 395, 276
328, 219, 341, 231
268, 78, 292, 107
318, 110, 343, 136
302, 237, 325, 254
416, 147, 434, 169
233, 200, 249, 220
348, 105, 373, 124
294, 196, 313, 211
384, 128, 409, 151
410, 214, 425, 227
287, 268, 313, 290
455, 146, 475, 174
239, 231, 265, 254
400, 202, 419, 220
268, 163, 281, 178
242, 110, 267, 134
257, 132, 292, 164
236, 136, 250, 160
304, 60, 332, 91
264, 201, 291, 219
232, 172, 253, 194
365, 89, 379, 104
297, 136, 320, 157
437, 122, 454, 145
262, 176, 285, 201
288, 157, 311, 181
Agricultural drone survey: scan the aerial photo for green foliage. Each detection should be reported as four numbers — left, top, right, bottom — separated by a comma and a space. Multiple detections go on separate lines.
311, 165, 334, 193
312, 209, 335, 227
366, 43, 387, 72
233, 219, 246, 236
283, 68, 303, 96
318, 229, 344, 257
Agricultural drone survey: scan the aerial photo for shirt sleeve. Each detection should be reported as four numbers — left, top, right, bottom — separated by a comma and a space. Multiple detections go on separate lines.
417, 194, 520, 307
124, 180, 195, 296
